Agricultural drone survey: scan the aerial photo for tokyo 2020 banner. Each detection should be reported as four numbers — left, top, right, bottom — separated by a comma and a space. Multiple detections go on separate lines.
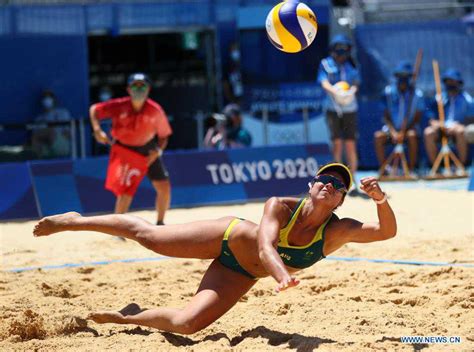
0, 144, 332, 220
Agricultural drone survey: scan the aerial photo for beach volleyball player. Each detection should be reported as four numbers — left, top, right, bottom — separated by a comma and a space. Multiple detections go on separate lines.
90, 73, 172, 225
34, 163, 397, 335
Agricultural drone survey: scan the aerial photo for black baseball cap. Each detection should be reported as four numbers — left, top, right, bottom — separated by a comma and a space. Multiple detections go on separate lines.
316, 162, 353, 191
127, 73, 151, 86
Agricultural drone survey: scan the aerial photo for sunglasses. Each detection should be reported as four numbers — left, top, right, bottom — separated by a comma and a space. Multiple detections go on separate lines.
312, 175, 348, 193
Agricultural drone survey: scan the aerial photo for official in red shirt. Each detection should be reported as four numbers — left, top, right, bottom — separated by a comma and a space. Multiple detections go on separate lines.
90, 73, 172, 225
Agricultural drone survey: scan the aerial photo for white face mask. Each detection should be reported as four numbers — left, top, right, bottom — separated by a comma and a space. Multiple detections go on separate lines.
231, 50, 240, 62
42, 97, 54, 109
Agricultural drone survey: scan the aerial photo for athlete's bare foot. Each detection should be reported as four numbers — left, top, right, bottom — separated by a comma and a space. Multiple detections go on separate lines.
87, 311, 124, 324
87, 303, 144, 325
33, 212, 81, 237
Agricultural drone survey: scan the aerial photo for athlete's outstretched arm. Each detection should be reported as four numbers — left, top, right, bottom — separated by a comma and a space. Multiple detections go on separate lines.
343, 177, 397, 243
257, 197, 299, 292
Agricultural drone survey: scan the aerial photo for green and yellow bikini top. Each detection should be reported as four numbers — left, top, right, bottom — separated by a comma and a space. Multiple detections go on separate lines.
277, 198, 336, 269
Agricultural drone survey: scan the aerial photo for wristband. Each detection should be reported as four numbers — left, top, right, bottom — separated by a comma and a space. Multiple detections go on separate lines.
374, 193, 387, 205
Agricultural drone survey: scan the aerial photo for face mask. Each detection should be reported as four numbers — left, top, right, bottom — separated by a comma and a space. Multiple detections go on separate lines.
42, 97, 54, 109
231, 50, 240, 62
445, 83, 460, 92
129, 85, 149, 101
335, 49, 349, 56
99, 92, 112, 102
396, 76, 411, 87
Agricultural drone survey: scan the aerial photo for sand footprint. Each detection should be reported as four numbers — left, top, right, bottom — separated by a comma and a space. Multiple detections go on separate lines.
276, 303, 291, 315
41, 282, 79, 298
310, 283, 338, 294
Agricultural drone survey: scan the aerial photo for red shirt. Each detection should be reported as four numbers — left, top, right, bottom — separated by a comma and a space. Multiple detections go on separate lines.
95, 97, 172, 146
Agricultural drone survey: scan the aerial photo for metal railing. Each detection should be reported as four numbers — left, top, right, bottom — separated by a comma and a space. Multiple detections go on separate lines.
0, 105, 318, 162
194, 105, 316, 150
0, 119, 83, 160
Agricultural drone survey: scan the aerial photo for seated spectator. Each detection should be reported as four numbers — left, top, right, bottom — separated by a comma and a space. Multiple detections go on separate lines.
223, 104, 252, 148
424, 69, 473, 166
98, 86, 113, 103
31, 90, 72, 158
374, 61, 424, 173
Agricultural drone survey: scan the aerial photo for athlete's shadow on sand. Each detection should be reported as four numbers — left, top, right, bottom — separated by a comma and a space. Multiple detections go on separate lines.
162, 326, 336, 351
102, 303, 336, 351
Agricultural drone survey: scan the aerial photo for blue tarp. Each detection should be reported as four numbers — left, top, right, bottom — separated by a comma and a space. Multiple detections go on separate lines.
355, 20, 474, 98
0, 35, 89, 125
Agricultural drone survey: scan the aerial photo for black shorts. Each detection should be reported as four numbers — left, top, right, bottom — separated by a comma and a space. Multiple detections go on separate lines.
116, 138, 169, 181
326, 110, 358, 140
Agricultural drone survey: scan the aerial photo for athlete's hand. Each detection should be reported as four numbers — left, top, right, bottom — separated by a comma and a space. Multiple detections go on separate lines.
359, 177, 385, 201
147, 148, 162, 166
276, 276, 300, 293
93, 129, 112, 145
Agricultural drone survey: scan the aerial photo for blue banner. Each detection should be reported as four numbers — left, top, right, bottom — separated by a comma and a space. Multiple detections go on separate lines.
0, 143, 331, 220
0, 162, 38, 220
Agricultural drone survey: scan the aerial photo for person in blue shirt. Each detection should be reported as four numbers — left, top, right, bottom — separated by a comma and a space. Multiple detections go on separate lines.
374, 61, 425, 173
424, 68, 474, 166
317, 34, 360, 190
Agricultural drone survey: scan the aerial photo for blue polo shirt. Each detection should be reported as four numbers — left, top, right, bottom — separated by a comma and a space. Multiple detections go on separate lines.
381, 85, 425, 130
317, 56, 360, 113
437, 91, 474, 127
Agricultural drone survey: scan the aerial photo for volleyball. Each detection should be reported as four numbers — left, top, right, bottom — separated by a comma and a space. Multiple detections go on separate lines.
333, 81, 355, 106
335, 81, 350, 91
265, 1, 318, 53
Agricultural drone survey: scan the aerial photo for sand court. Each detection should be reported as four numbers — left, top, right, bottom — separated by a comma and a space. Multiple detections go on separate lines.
1, 186, 473, 351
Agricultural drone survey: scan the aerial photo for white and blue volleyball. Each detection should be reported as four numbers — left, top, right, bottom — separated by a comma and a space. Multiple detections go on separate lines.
265, 1, 318, 53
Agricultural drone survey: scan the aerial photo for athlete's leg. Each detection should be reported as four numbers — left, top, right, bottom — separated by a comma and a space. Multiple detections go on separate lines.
151, 179, 170, 224
34, 213, 235, 259
88, 259, 257, 334
114, 195, 133, 214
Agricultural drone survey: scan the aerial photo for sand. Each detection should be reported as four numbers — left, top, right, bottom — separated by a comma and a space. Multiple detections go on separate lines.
0, 188, 473, 351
